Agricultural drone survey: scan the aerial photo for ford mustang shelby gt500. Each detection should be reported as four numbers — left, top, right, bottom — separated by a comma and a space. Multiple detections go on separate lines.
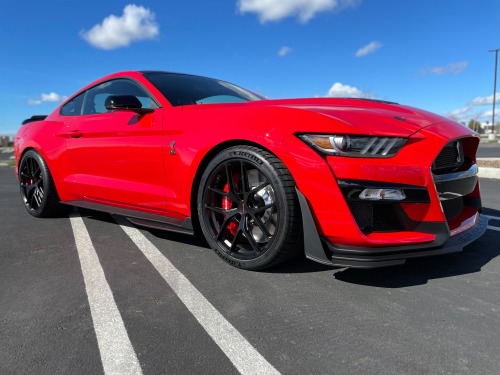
15, 71, 487, 270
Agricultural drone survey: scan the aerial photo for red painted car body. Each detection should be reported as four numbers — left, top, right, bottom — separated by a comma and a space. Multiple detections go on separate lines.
15, 71, 487, 269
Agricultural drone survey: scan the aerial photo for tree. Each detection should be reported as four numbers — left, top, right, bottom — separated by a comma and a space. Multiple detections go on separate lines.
468, 119, 481, 133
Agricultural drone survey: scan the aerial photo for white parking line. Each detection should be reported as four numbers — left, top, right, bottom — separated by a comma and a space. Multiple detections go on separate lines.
483, 215, 500, 231
114, 215, 281, 375
483, 215, 500, 221
70, 212, 143, 375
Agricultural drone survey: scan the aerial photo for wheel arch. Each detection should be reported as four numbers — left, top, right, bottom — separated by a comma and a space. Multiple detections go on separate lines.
17, 147, 70, 217
17, 146, 66, 200
17, 146, 40, 177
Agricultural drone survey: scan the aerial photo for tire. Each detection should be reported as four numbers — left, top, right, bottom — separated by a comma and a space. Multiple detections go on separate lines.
197, 146, 302, 270
18, 150, 68, 218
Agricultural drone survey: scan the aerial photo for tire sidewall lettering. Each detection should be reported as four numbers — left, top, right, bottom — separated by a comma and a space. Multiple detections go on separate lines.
212, 247, 243, 268
228, 151, 264, 165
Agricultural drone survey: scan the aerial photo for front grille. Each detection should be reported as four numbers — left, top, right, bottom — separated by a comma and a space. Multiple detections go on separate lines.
432, 139, 478, 224
441, 197, 464, 220
349, 202, 404, 233
432, 140, 464, 174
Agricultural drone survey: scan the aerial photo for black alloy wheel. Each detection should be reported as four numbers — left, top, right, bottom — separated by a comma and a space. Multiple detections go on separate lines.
198, 146, 302, 270
18, 150, 66, 217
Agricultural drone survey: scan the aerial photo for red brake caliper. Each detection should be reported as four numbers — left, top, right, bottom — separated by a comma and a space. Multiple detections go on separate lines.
222, 176, 239, 236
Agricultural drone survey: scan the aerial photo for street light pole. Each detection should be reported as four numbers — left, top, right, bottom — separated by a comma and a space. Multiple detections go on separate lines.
488, 49, 499, 135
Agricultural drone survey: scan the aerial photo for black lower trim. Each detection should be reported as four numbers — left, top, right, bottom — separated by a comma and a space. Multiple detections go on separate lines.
434, 174, 478, 201
126, 217, 194, 235
323, 215, 487, 268
296, 188, 333, 266
64, 200, 194, 235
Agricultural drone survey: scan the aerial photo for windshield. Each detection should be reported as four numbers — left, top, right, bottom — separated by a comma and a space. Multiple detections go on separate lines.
143, 72, 264, 107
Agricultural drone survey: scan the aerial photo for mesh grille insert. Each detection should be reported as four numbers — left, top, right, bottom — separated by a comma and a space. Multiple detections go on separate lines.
441, 197, 464, 220
432, 140, 464, 174
348, 202, 404, 233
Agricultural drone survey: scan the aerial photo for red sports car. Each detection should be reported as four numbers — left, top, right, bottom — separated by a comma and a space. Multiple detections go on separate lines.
14, 71, 487, 269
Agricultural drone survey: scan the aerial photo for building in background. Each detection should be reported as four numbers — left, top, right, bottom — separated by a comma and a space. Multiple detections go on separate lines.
481, 121, 496, 133
0, 136, 14, 147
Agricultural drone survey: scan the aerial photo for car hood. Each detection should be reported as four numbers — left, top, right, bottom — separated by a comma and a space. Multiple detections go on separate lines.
248, 98, 451, 137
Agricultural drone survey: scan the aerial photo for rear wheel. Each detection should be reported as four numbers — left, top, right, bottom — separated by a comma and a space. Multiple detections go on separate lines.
18, 150, 68, 217
197, 146, 302, 270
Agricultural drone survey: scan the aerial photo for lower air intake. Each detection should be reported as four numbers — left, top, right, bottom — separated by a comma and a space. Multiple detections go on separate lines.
441, 197, 464, 221
349, 202, 404, 233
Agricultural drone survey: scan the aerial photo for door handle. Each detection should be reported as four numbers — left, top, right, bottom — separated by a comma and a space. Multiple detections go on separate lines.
69, 130, 82, 138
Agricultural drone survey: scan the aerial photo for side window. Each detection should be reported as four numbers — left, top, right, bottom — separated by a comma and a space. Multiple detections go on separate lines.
60, 92, 84, 116
82, 79, 157, 115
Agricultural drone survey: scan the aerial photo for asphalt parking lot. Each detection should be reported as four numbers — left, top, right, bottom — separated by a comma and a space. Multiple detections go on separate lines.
1, 166, 499, 375
477, 141, 500, 158
0, 147, 14, 165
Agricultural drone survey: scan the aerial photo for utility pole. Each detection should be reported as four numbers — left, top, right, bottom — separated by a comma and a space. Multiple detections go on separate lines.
488, 49, 499, 134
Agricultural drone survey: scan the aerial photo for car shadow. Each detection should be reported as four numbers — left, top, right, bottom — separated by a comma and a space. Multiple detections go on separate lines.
77, 207, 210, 249
329, 207, 500, 287
76, 208, 333, 274
76, 207, 500, 285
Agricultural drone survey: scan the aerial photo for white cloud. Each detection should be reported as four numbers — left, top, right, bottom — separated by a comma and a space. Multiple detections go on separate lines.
81, 4, 159, 50
447, 106, 470, 118
41, 92, 65, 102
326, 82, 374, 98
278, 46, 292, 57
481, 110, 493, 118
420, 61, 469, 76
28, 92, 67, 106
469, 93, 500, 106
446, 90, 500, 123
446, 103, 498, 123
446, 106, 473, 123
355, 41, 381, 57
237, 0, 361, 23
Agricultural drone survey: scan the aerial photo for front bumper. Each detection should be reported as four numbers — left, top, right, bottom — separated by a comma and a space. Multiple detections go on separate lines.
297, 187, 488, 268
286, 120, 485, 268
322, 214, 487, 268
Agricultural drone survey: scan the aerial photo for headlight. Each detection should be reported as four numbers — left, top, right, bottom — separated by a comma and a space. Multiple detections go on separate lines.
299, 134, 407, 157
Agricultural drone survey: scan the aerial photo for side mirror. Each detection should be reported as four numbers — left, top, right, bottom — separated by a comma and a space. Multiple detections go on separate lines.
104, 95, 154, 114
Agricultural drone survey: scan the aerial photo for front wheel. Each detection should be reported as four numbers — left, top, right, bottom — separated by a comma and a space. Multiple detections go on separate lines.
197, 146, 302, 270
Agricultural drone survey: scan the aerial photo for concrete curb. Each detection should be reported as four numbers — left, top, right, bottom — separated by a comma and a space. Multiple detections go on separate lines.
477, 158, 500, 180
478, 168, 500, 180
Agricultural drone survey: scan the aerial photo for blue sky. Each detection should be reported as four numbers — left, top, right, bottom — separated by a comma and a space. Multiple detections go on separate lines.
1, 0, 499, 137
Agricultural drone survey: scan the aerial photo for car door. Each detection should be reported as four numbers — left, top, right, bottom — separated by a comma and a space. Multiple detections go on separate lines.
65, 78, 166, 212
